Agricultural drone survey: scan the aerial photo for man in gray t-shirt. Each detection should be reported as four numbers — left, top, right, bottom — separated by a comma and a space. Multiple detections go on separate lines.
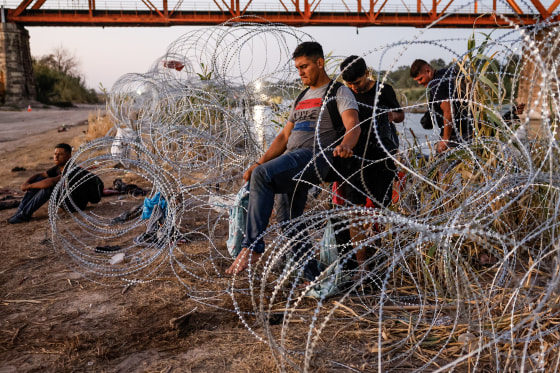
287, 81, 358, 152
226, 42, 359, 278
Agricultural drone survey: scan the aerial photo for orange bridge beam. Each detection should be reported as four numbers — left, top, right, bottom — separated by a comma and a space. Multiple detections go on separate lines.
3, 11, 549, 27
3, 0, 559, 28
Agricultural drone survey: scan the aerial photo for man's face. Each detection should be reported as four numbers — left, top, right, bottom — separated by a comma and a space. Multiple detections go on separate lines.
413, 66, 433, 87
345, 74, 370, 94
53, 147, 71, 167
294, 56, 323, 87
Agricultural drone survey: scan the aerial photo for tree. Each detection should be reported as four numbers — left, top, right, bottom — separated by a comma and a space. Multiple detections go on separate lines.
38, 46, 80, 77
33, 47, 98, 106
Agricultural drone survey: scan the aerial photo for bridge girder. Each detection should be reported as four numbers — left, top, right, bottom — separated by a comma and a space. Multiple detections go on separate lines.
3, 0, 560, 27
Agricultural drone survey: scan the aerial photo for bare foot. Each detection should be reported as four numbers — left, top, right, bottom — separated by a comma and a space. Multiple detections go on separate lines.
225, 247, 261, 274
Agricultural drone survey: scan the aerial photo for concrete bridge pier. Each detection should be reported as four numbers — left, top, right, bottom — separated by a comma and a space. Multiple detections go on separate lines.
517, 26, 560, 120
0, 22, 35, 107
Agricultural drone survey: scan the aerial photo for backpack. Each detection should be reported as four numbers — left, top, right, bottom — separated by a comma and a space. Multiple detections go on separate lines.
87, 174, 104, 204
63, 167, 104, 211
293, 80, 347, 182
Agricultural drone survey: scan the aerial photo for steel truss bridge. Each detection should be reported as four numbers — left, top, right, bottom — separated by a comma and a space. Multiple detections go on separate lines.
1, 0, 559, 28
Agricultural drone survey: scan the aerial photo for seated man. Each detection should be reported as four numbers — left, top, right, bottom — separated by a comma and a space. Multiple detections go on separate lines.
8, 143, 104, 223
8, 143, 72, 224
226, 41, 360, 278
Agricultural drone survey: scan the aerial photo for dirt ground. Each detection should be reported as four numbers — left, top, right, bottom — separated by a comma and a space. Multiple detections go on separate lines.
0, 109, 279, 373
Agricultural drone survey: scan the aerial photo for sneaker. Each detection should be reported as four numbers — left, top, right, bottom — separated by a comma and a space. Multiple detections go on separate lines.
8, 213, 30, 224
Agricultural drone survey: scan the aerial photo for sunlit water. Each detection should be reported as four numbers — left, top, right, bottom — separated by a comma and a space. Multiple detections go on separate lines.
250, 107, 440, 156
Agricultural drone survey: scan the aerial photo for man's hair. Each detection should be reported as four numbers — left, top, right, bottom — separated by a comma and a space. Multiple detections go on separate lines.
292, 41, 324, 61
410, 59, 430, 78
340, 55, 367, 82
55, 143, 72, 155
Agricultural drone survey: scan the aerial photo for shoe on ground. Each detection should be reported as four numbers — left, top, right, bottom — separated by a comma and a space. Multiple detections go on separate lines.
8, 213, 30, 224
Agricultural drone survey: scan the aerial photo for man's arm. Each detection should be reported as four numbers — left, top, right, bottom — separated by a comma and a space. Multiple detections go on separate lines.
243, 121, 294, 182
333, 109, 360, 158
437, 100, 453, 153
21, 171, 60, 191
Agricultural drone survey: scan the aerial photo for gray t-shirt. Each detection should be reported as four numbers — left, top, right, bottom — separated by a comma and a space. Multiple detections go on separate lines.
287, 82, 358, 152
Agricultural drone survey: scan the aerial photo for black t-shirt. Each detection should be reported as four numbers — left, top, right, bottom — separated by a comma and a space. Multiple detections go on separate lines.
351, 82, 402, 156
353, 82, 402, 123
46, 165, 62, 178
428, 68, 472, 142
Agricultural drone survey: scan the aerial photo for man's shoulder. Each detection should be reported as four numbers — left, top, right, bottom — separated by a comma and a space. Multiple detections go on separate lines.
46, 165, 61, 177
297, 80, 351, 100
429, 68, 457, 96
332, 83, 356, 99
433, 67, 458, 82
365, 81, 395, 96
379, 82, 396, 92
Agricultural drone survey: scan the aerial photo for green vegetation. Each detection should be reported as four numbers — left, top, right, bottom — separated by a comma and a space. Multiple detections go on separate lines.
374, 56, 519, 105
33, 47, 99, 107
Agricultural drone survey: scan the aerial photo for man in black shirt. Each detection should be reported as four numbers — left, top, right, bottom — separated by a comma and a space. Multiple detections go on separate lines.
8, 143, 72, 224
337, 56, 405, 274
339, 55, 404, 208
410, 59, 472, 154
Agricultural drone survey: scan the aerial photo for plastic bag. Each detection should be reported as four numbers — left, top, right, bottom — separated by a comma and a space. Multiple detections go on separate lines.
226, 182, 249, 258
305, 219, 350, 299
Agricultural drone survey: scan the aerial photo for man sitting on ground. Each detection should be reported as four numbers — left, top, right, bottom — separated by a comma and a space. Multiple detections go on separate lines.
8, 143, 103, 223
8, 143, 73, 224
226, 41, 360, 278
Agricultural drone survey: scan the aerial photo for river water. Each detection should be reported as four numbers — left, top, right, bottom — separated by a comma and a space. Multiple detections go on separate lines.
248, 106, 439, 156
249, 106, 549, 158
398, 112, 439, 155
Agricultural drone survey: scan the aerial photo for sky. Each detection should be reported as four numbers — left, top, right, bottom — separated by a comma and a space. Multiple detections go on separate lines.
26, 24, 517, 92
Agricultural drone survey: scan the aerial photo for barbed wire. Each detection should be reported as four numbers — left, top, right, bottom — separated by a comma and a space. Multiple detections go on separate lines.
48, 9, 560, 372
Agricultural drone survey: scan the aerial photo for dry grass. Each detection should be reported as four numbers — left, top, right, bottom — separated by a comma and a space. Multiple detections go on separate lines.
82, 110, 115, 142
0, 123, 278, 372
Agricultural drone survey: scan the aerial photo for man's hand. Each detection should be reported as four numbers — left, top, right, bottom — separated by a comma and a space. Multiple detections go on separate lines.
333, 144, 353, 158
21, 173, 41, 191
243, 163, 259, 182
437, 140, 449, 154
388, 111, 405, 123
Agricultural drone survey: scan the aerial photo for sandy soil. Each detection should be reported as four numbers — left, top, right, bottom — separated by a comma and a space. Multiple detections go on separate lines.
0, 108, 277, 372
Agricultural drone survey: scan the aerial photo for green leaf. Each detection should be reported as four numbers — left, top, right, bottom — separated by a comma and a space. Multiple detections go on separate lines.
426, 244, 437, 265
478, 75, 499, 97
468, 34, 476, 52
484, 108, 503, 126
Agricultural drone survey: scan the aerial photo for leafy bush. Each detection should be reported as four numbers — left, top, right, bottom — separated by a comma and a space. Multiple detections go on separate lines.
33, 48, 99, 106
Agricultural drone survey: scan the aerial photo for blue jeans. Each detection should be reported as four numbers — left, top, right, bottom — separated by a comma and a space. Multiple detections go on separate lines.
242, 148, 330, 280
17, 186, 53, 218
